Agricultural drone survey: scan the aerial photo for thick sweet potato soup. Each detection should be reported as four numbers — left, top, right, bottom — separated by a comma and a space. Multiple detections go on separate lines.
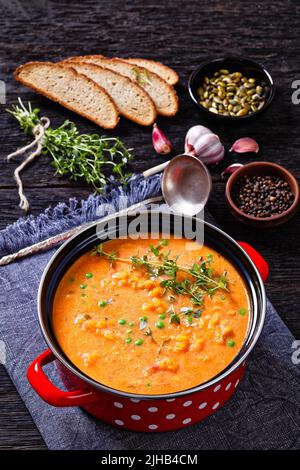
53, 237, 249, 394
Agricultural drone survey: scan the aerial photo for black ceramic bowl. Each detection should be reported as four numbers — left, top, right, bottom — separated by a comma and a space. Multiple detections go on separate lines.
188, 56, 275, 121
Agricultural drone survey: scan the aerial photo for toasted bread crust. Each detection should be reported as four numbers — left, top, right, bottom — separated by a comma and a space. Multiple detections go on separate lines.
65, 56, 179, 117
124, 58, 179, 85
15, 61, 119, 129
113, 58, 179, 117
62, 61, 157, 126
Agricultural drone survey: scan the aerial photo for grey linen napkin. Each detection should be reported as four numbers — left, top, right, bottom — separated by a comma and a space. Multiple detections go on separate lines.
0, 177, 299, 450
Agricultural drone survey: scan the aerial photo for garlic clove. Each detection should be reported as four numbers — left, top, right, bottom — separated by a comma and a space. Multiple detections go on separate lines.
221, 163, 244, 179
184, 125, 212, 154
229, 137, 259, 154
193, 133, 219, 157
202, 142, 225, 165
152, 123, 173, 155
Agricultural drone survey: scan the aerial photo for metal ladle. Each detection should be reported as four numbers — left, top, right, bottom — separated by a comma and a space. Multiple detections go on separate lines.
143, 154, 212, 216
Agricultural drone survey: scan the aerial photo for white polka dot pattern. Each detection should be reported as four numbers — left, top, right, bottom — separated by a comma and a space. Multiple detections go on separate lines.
212, 402, 220, 410
113, 402, 123, 408
148, 407, 158, 412
114, 419, 124, 426
148, 424, 158, 430
183, 400, 192, 407
182, 418, 192, 424
199, 402, 207, 409
131, 414, 141, 421
225, 382, 232, 391
166, 414, 175, 420
213, 385, 221, 392
235, 379, 240, 388
166, 398, 176, 402
130, 398, 140, 403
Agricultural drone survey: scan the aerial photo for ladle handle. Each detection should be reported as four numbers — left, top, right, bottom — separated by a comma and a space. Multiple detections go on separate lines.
143, 161, 169, 178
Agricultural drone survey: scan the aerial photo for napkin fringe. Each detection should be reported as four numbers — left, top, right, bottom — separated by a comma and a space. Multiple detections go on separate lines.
0, 174, 162, 257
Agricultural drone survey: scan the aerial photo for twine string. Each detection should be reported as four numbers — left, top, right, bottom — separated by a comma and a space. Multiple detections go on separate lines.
6, 116, 50, 212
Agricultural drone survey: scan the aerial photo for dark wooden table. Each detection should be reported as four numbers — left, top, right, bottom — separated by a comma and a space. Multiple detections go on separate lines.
0, 0, 299, 450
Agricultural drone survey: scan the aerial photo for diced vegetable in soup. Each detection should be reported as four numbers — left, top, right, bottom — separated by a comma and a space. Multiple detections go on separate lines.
53, 237, 249, 394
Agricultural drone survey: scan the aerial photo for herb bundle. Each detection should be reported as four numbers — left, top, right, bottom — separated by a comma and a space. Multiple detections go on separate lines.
92, 240, 228, 306
7, 99, 134, 193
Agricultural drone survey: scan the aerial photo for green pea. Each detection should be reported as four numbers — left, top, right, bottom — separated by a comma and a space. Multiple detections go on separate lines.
80, 283, 87, 289
125, 338, 132, 344
158, 314, 166, 320
98, 300, 107, 307
118, 319, 126, 325
85, 272, 93, 279
239, 308, 246, 316
155, 321, 165, 329
129, 322, 135, 327
227, 340, 236, 347
139, 315, 148, 322
126, 329, 133, 334
135, 339, 144, 346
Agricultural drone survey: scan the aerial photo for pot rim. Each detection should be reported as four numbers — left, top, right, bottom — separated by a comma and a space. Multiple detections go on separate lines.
37, 211, 266, 400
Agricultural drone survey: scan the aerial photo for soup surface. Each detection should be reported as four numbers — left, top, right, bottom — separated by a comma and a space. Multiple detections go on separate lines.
53, 237, 249, 394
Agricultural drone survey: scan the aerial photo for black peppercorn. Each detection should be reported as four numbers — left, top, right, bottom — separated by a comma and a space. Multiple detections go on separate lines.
232, 174, 294, 217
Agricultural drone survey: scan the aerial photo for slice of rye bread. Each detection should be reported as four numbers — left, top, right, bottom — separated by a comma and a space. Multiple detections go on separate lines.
14, 62, 119, 129
65, 56, 178, 117
123, 58, 179, 86
63, 61, 157, 126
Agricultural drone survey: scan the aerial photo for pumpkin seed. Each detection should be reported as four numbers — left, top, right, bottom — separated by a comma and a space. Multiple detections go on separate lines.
197, 68, 269, 117
237, 108, 249, 116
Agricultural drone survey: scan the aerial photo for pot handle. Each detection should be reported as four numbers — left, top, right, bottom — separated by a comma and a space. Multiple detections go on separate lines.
238, 241, 269, 282
27, 349, 96, 407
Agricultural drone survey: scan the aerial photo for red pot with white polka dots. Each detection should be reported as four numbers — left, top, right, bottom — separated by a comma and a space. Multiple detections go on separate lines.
27, 213, 268, 432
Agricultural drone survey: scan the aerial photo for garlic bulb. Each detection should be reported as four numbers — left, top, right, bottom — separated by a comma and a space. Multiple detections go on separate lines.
184, 125, 224, 165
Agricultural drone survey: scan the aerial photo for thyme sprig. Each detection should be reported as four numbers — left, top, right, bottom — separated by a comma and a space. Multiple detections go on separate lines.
92, 241, 229, 305
7, 99, 134, 192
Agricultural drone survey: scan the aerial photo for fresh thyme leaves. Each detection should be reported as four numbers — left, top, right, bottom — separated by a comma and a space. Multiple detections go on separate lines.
170, 312, 181, 325
91, 243, 118, 262
7, 100, 40, 134
93, 241, 229, 306
7, 100, 134, 192
180, 307, 194, 314
131, 67, 152, 86
149, 239, 168, 257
